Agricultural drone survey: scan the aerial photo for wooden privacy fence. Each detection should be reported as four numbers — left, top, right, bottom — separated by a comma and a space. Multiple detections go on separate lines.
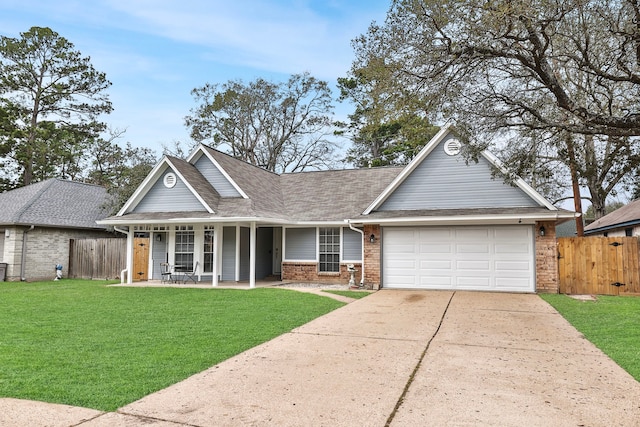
68, 238, 126, 280
557, 237, 640, 296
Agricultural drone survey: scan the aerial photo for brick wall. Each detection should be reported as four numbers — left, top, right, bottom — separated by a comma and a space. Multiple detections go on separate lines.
535, 221, 559, 293
363, 224, 381, 289
282, 262, 363, 285
2, 226, 114, 282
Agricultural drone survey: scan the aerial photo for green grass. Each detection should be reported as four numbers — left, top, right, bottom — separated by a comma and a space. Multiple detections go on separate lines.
322, 289, 372, 299
0, 280, 344, 411
540, 294, 640, 381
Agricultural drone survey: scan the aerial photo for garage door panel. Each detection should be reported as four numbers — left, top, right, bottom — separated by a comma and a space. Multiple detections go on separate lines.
419, 276, 452, 286
457, 277, 491, 288
383, 225, 534, 292
419, 243, 452, 254
457, 243, 490, 254
456, 228, 490, 239
495, 243, 530, 254
457, 260, 491, 271
420, 260, 452, 269
495, 260, 531, 271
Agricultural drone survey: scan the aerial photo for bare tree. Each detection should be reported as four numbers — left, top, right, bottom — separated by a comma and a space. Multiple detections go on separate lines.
185, 72, 337, 173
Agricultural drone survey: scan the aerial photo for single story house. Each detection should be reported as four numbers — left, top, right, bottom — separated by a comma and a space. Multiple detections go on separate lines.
98, 125, 575, 293
584, 199, 640, 237
0, 178, 115, 281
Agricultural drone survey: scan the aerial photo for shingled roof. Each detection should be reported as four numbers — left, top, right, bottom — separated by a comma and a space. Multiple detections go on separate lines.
584, 198, 640, 234
280, 167, 403, 221
0, 179, 111, 229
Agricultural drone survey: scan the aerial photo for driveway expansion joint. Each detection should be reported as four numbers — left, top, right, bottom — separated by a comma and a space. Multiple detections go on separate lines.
384, 291, 456, 427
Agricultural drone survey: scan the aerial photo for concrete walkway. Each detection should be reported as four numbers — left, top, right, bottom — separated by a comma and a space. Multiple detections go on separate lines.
2, 290, 639, 426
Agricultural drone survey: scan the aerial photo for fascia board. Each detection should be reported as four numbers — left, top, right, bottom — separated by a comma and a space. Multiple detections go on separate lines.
363, 123, 453, 215
165, 157, 215, 214
97, 216, 289, 225
117, 158, 170, 216
346, 211, 578, 226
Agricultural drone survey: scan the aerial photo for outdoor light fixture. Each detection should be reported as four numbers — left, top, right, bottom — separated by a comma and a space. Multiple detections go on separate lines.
539, 226, 546, 236
370, 234, 376, 243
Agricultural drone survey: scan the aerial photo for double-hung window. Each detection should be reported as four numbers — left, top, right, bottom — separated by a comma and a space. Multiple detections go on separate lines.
175, 225, 194, 271
319, 227, 340, 272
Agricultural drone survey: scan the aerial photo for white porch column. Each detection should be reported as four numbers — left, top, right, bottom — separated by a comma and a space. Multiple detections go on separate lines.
249, 221, 256, 288
126, 228, 134, 284
235, 225, 240, 282
211, 224, 220, 287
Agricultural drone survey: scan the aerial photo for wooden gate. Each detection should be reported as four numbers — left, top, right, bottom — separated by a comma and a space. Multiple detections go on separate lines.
557, 237, 640, 295
69, 238, 126, 279
133, 237, 150, 281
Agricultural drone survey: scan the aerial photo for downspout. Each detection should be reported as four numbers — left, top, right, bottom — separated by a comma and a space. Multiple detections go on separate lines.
114, 226, 130, 284
346, 220, 365, 287
20, 225, 35, 281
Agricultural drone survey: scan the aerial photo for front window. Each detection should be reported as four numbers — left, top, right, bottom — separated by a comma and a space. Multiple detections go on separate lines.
175, 225, 194, 271
204, 226, 215, 273
319, 227, 340, 272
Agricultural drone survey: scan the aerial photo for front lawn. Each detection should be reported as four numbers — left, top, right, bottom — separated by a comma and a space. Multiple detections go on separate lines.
0, 280, 344, 411
540, 294, 640, 382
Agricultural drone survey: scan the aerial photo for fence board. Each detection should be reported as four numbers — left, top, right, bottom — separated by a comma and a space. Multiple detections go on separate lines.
558, 237, 640, 295
69, 238, 126, 280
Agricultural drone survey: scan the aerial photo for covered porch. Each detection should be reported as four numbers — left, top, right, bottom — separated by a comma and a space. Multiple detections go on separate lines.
115, 220, 284, 288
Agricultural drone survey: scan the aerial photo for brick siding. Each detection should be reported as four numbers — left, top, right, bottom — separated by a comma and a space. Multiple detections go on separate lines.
1, 226, 114, 282
535, 221, 559, 293
282, 262, 363, 285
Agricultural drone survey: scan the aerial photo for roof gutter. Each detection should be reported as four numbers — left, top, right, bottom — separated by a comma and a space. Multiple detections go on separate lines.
346, 220, 364, 287
20, 225, 34, 281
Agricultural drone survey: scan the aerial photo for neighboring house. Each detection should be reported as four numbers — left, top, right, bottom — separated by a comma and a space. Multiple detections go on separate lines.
584, 199, 640, 237
0, 179, 115, 281
99, 125, 576, 293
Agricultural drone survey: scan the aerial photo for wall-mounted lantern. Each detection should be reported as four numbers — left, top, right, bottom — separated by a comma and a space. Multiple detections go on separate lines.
369, 234, 376, 243
539, 226, 546, 237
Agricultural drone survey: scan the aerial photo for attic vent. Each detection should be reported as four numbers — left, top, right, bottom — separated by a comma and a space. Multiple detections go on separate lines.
163, 172, 177, 188
444, 139, 462, 156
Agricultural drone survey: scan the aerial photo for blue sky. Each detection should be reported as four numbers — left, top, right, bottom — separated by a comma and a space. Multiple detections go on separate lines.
1, 1, 391, 153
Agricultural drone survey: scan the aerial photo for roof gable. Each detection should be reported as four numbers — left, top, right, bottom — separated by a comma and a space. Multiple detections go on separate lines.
188, 147, 247, 198
119, 156, 218, 215
364, 125, 556, 214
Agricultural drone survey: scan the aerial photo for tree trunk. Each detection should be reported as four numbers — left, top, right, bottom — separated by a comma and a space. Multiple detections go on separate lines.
566, 135, 584, 236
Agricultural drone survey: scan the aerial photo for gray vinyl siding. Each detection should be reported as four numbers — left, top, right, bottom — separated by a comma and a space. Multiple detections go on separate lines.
285, 228, 316, 260
221, 226, 236, 281
255, 227, 273, 279
132, 171, 205, 213
151, 232, 167, 280
342, 227, 362, 261
379, 138, 540, 211
194, 155, 242, 197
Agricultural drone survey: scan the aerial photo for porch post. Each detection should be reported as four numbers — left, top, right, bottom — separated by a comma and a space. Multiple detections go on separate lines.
235, 225, 240, 281
211, 224, 220, 287
126, 227, 134, 285
250, 221, 256, 288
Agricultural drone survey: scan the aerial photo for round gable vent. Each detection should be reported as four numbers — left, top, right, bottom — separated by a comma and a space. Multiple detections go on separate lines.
444, 138, 462, 156
163, 172, 177, 188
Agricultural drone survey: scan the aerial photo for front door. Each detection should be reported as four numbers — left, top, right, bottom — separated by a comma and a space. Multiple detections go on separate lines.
272, 227, 282, 276
133, 237, 150, 281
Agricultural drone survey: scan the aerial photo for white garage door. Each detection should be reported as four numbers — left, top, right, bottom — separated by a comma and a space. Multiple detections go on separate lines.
382, 226, 534, 292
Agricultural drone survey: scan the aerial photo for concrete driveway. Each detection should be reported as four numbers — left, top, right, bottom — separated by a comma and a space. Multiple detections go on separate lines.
2, 290, 639, 426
